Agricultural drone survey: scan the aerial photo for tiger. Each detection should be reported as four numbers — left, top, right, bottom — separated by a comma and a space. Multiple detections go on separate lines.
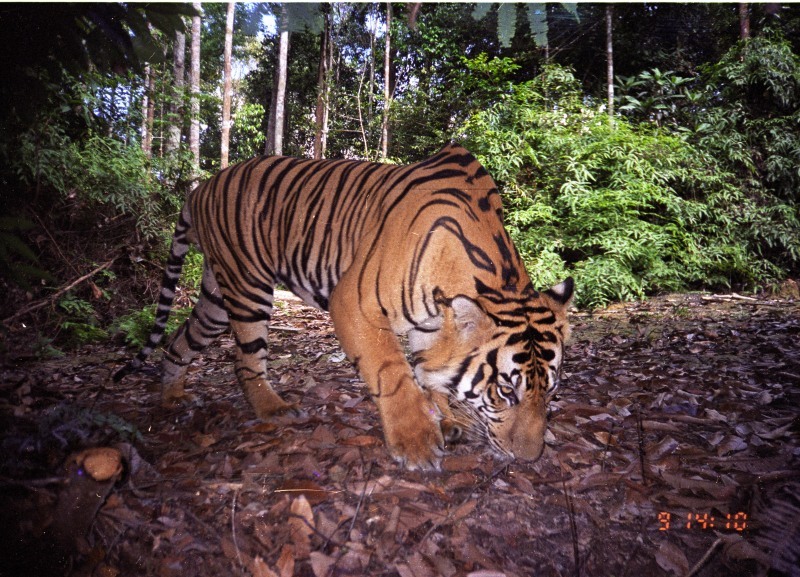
114, 143, 573, 470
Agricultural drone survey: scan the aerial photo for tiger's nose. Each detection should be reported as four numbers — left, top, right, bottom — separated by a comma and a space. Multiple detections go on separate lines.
507, 420, 545, 461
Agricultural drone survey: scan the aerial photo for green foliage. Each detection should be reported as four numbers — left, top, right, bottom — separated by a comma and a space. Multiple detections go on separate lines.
68, 134, 165, 237
694, 32, 800, 203
181, 247, 205, 290
113, 304, 192, 349
464, 64, 800, 309
616, 68, 698, 127
231, 102, 268, 163
10, 108, 186, 243
58, 293, 108, 346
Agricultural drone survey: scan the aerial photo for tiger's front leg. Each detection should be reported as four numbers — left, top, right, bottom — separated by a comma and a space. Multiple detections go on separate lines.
329, 285, 444, 470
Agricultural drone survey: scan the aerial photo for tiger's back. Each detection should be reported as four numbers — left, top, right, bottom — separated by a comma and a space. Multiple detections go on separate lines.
191, 146, 520, 319
116, 144, 573, 470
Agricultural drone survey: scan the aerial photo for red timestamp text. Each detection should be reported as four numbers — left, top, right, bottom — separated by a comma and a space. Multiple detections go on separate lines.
658, 511, 748, 531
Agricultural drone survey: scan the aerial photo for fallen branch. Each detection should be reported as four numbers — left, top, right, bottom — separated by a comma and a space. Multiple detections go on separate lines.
701, 293, 759, 303
2, 257, 117, 326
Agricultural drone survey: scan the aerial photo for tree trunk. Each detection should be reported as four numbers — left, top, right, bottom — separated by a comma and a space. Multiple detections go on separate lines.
606, 5, 614, 123
167, 29, 185, 155
380, 2, 391, 160
141, 63, 152, 157
739, 3, 750, 40
313, 7, 331, 160
189, 3, 202, 181
368, 6, 376, 122
267, 4, 289, 157
266, 76, 277, 155
221, 1, 235, 168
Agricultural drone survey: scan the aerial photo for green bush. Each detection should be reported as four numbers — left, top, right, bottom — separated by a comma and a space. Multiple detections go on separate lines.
463, 64, 799, 309
112, 303, 193, 349
57, 293, 109, 346
695, 32, 800, 205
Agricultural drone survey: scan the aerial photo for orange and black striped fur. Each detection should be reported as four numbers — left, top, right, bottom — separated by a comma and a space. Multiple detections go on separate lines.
115, 144, 573, 470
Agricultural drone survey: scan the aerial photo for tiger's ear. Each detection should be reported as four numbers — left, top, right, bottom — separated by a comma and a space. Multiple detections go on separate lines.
450, 296, 488, 335
544, 277, 574, 308
408, 296, 489, 353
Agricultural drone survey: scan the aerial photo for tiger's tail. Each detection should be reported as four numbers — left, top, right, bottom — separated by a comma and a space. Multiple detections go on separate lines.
113, 205, 193, 382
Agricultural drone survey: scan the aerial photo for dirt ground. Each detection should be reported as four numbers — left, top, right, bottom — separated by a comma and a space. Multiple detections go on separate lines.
1, 290, 799, 577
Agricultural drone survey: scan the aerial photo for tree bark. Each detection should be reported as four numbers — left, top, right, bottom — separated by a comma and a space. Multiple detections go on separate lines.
380, 2, 391, 160
189, 3, 202, 181
221, 1, 235, 168
267, 4, 289, 157
167, 29, 186, 155
606, 5, 614, 123
141, 63, 152, 158
739, 3, 750, 40
313, 6, 331, 160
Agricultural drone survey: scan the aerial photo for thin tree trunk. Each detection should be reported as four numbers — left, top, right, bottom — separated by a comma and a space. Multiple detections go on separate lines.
167, 29, 186, 155
380, 2, 391, 160
739, 3, 750, 40
189, 3, 202, 181
141, 64, 151, 155
356, 52, 370, 157
221, 1, 235, 168
606, 5, 614, 123
368, 6, 375, 122
313, 7, 331, 159
145, 66, 156, 158
267, 4, 289, 156
266, 76, 277, 155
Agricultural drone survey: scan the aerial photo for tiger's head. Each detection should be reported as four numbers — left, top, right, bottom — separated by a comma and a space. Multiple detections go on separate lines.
409, 278, 574, 461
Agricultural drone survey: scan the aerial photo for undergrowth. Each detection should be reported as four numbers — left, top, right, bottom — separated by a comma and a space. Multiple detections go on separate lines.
463, 61, 800, 309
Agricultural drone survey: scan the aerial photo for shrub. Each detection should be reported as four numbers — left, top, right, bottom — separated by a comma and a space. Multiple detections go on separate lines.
463, 64, 799, 308
112, 304, 193, 349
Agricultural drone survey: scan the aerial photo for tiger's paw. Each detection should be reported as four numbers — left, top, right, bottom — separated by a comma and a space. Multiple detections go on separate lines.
246, 382, 299, 419
384, 403, 445, 471
161, 380, 195, 408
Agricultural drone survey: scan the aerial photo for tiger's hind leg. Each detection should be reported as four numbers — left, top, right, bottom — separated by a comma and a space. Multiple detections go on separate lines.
162, 266, 229, 406
229, 317, 295, 419
222, 281, 295, 419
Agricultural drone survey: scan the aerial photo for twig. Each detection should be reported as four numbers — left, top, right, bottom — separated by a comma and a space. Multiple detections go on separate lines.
0, 476, 66, 488
31, 212, 80, 276
561, 464, 580, 577
685, 536, 723, 577
3, 257, 117, 325
270, 325, 302, 333
347, 460, 374, 539
636, 407, 648, 486
231, 488, 246, 576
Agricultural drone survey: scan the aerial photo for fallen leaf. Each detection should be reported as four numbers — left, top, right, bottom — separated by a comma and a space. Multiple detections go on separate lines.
289, 495, 314, 559
310, 551, 337, 577
654, 541, 689, 575
251, 556, 280, 577
340, 434, 382, 447
276, 544, 295, 577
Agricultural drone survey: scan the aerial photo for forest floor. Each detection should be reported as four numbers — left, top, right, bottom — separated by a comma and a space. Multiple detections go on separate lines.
1, 289, 799, 577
